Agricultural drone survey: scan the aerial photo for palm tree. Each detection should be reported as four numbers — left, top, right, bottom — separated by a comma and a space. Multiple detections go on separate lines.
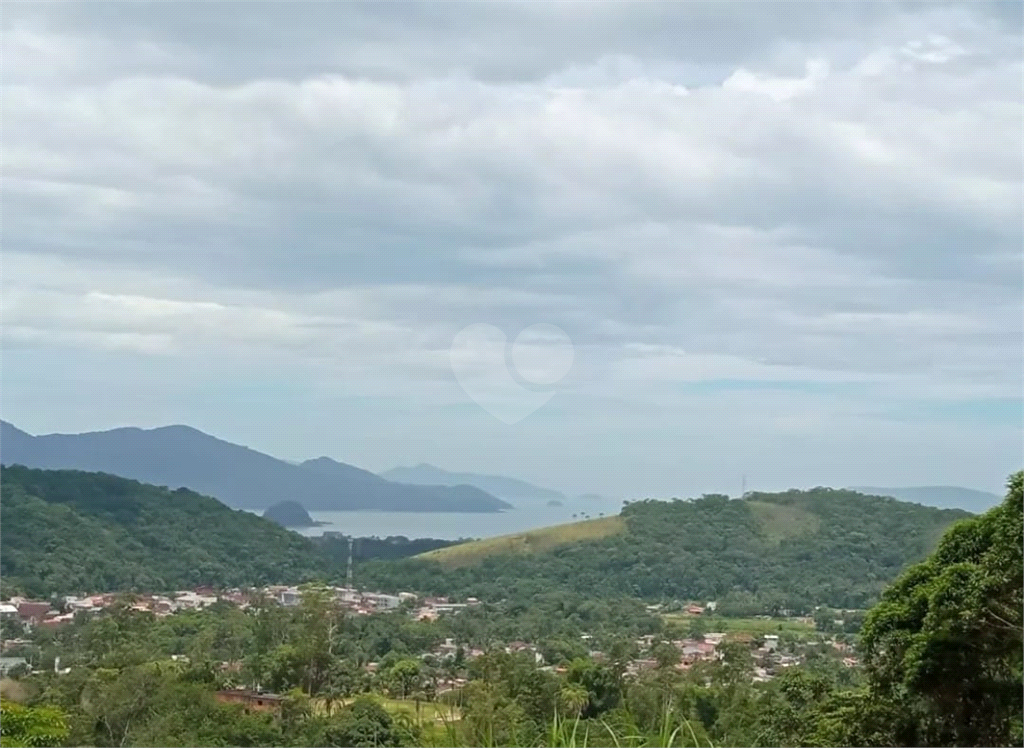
557, 683, 589, 719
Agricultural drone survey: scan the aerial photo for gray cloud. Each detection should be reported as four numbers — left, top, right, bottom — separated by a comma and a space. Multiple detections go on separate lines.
2, 0, 1020, 494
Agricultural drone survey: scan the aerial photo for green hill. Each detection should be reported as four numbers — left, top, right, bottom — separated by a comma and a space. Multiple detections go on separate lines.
418, 515, 625, 568
0, 465, 331, 596
360, 488, 971, 611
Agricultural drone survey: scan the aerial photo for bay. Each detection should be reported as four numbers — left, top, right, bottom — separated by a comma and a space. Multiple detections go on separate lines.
264, 497, 624, 540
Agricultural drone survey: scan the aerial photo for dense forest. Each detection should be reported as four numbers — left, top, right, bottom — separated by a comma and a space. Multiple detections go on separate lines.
2, 466, 972, 615
2, 472, 1019, 747
0, 466, 332, 597
357, 489, 970, 611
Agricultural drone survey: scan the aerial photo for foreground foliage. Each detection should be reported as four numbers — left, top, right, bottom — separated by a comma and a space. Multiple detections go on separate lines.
859, 470, 1023, 746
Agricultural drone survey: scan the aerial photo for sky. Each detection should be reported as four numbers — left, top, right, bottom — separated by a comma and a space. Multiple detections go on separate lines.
2, 0, 1021, 498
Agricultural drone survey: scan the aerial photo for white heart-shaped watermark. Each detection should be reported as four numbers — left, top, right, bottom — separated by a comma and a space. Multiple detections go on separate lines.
450, 323, 574, 425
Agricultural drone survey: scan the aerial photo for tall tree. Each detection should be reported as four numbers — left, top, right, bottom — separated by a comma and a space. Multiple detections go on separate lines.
859, 471, 1023, 746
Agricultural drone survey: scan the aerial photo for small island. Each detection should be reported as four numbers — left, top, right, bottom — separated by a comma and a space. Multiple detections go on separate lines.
546, 499, 564, 507
262, 500, 326, 528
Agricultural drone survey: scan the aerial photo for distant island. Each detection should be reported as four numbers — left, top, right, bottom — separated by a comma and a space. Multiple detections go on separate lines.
262, 501, 325, 528
546, 499, 563, 507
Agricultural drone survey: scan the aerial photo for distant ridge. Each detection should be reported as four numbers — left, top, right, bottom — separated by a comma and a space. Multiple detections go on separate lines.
381, 463, 565, 503
850, 485, 1001, 513
0, 421, 512, 513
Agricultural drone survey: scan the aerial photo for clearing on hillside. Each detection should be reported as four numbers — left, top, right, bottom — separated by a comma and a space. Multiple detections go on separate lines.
746, 501, 820, 544
416, 515, 625, 568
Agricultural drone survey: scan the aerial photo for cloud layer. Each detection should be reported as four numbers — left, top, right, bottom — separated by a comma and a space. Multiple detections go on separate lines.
2, 1, 1021, 496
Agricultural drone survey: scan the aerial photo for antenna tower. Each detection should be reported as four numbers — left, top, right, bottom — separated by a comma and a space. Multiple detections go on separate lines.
346, 537, 354, 590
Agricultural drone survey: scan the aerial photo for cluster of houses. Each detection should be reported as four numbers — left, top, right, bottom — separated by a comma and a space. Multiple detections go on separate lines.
620, 632, 727, 676
2, 588, 858, 689
263, 585, 481, 619
0, 584, 478, 643
0, 589, 234, 632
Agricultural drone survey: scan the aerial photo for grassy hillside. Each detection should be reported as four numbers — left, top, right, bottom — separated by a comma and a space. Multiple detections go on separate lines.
417, 515, 625, 568
360, 489, 971, 611
0, 465, 332, 596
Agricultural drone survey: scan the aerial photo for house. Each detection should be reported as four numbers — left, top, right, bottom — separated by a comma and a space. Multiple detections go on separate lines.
0, 604, 19, 619
16, 602, 52, 626
763, 635, 779, 652
0, 657, 30, 676
37, 613, 75, 629
685, 604, 705, 616
215, 689, 283, 715
366, 593, 401, 610
176, 592, 218, 609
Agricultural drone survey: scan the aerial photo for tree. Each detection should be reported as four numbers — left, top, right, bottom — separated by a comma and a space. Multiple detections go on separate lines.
0, 702, 70, 748
859, 471, 1023, 746
324, 696, 410, 747
566, 658, 621, 717
651, 641, 680, 670
557, 682, 590, 718
387, 658, 422, 701
687, 615, 707, 640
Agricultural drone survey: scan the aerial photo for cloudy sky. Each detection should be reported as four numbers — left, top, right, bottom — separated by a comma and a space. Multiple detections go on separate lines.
3, 0, 1021, 497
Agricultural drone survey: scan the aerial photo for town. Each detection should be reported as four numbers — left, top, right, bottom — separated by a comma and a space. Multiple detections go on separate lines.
0, 583, 860, 691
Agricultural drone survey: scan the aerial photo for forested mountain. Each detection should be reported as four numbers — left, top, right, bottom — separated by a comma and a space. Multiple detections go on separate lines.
0, 422, 511, 512
0, 465, 331, 596
359, 489, 972, 611
381, 463, 566, 504
849, 485, 1001, 513
0, 463, 976, 616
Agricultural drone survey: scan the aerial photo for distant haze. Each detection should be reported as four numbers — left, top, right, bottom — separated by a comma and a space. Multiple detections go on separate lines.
850, 486, 1002, 514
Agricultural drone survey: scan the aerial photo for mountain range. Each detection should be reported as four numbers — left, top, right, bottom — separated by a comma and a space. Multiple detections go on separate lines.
849, 485, 1002, 513
381, 463, 568, 503
0, 421, 511, 513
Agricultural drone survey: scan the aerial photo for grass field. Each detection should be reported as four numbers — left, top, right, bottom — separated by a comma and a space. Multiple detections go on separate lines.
746, 501, 820, 545
663, 614, 817, 637
312, 694, 461, 724
416, 515, 626, 568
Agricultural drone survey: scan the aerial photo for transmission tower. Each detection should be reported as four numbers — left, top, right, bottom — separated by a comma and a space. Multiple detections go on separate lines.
346, 537, 354, 590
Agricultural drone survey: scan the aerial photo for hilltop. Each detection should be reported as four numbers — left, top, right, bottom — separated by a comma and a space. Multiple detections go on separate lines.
0, 421, 511, 513
0, 465, 332, 597
359, 488, 971, 611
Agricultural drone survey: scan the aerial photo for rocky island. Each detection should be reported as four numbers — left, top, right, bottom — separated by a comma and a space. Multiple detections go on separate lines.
262, 500, 325, 528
